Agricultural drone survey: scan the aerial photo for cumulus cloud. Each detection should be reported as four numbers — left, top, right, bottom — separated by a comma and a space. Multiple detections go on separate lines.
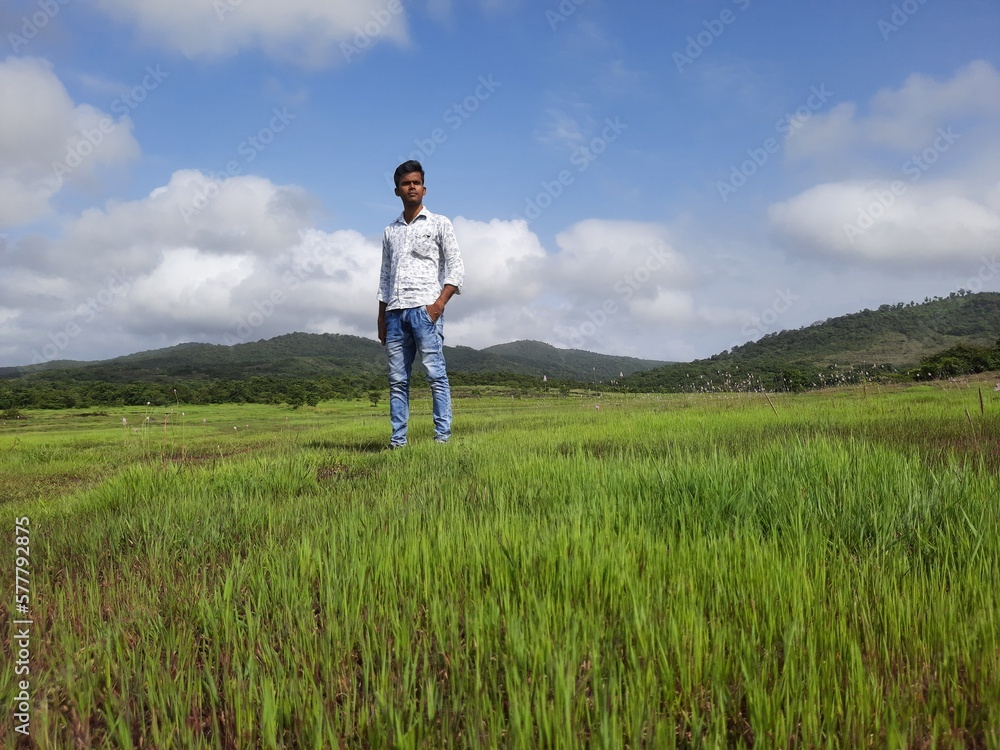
0, 170, 377, 362
772, 61, 1000, 268
12, 169, 316, 283
788, 60, 1000, 161
769, 179, 1000, 264
340, 216, 701, 357
452, 217, 546, 305
96, 0, 410, 66
433, 217, 551, 350
628, 290, 696, 325
537, 220, 731, 355
0, 56, 140, 227
6, 171, 938, 367
5, 177, 579, 364
547, 219, 690, 302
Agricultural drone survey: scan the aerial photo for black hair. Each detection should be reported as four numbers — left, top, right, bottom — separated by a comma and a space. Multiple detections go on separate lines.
393, 160, 425, 188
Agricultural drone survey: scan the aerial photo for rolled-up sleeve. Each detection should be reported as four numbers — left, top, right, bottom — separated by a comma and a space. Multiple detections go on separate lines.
377, 230, 391, 302
440, 218, 464, 294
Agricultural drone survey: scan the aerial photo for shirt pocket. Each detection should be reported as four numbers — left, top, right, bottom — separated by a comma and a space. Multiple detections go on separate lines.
411, 233, 438, 259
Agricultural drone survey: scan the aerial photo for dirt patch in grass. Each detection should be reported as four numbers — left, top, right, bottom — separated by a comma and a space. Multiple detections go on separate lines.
0, 472, 101, 503
316, 463, 374, 482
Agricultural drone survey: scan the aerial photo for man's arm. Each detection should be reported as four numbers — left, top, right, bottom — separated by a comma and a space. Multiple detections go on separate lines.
378, 301, 388, 346
439, 219, 464, 296
426, 285, 457, 323
377, 231, 391, 345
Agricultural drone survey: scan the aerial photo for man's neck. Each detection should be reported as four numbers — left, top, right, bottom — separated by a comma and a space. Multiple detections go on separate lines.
403, 203, 423, 224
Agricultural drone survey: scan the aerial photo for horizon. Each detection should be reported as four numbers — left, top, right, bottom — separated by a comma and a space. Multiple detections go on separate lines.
7, 289, 993, 372
1, 1, 999, 368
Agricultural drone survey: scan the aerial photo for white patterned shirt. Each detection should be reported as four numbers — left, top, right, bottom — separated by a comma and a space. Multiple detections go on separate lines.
378, 207, 465, 311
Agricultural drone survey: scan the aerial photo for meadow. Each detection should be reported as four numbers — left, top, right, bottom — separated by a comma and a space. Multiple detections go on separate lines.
1, 380, 999, 748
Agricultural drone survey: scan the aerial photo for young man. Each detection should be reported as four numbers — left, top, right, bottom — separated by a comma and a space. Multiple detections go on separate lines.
377, 160, 465, 447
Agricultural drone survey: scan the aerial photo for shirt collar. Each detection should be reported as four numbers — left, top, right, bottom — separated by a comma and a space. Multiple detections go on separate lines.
394, 206, 431, 226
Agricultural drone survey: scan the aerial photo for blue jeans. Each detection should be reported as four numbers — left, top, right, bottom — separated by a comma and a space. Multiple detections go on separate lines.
385, 306, 452, 446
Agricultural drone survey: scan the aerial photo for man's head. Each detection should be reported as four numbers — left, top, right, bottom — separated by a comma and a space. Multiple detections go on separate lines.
393, 160, 426, 209
393, 160, 425, 188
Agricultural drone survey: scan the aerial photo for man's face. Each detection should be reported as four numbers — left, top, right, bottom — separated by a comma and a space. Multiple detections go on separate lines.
395, 172, 426, 206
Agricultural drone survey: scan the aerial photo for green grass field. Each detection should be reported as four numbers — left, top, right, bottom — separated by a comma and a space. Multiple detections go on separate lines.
2, 380, 999, 748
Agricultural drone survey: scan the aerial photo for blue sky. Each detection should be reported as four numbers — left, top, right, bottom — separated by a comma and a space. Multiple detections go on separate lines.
1, 0, 999, 367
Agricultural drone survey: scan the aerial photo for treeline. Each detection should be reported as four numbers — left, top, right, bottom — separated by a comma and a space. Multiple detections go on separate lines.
621, 361, 905, 394
449, 371, 585, 390
912, 343, 1000, 380
622, 293, 1000, 393
2, 346, 996, 411
0, 371, 594, 411
622, 342, 1000, 394
4, 292, 998, 408
727, 292, 1000, 363
0, 374, 384, 410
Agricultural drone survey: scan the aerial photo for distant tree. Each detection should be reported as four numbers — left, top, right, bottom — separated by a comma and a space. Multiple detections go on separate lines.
286, 385, 307, 409
779, 369, 810, 392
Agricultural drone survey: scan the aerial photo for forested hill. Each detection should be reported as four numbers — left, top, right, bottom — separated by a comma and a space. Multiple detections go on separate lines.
1, 333, 668, 383
3, 293, 998, 402
624, 292, 1000, 392
481, 340, 670, 382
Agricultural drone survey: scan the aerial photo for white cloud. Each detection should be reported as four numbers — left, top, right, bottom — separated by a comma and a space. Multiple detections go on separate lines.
0, 170, 376, 360
7, 168, 988, 368
548, 219, 690, 301
769, 179, 1000, 264
536, 107, 588, 151
628, 289, 696, 324
0, 56, 140, 227
96, 0, 410, 66
788, 60, 1000, 161
126, 248, 255, 329
453, 217, 546, 305
772, 62, 1000, 268
540, 220, 724, 355
439, 218, 548, 348
439, 218, 746, 359
37, 170, 318, 283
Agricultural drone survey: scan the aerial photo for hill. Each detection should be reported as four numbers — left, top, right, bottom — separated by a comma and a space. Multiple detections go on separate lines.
0, 333, 669, 384
2, 293, 998, 408
624, 291, 1000, 392
482, 340, 665, 382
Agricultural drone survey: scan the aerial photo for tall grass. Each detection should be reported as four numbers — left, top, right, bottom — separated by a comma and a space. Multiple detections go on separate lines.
1, 383, 998, 748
